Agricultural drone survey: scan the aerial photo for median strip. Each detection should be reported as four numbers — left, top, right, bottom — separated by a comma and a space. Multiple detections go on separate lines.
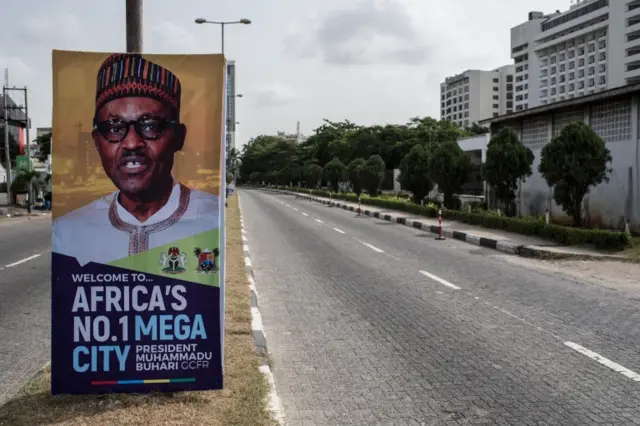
0, 195, 275, 426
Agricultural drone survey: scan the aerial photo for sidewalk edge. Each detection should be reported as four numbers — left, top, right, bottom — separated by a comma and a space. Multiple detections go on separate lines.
266, 189, 622, 261
238, 196, 285, 425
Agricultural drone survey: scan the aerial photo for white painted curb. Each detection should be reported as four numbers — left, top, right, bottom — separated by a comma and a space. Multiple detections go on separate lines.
238, 197, 285, 425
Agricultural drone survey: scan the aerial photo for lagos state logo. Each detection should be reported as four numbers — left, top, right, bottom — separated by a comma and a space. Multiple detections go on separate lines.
159, 247, 188, 274
193, 247, 220, 274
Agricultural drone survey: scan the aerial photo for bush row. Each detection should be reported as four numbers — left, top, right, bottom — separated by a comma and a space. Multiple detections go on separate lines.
264, 185, 631, 251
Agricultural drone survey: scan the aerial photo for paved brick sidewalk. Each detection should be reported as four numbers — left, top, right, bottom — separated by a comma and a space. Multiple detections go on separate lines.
277, 189, 625, 261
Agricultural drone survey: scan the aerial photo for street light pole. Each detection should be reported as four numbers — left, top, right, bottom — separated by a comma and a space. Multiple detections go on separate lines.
126, 0, 143, 52
220, 23, 224, 55
193, 18, 251, 54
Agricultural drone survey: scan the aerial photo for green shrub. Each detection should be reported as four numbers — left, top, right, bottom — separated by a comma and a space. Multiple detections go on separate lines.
268, 185, 631, 251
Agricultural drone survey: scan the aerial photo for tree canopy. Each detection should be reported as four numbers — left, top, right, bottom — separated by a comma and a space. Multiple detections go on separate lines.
239, 117, 472, 188
539, 121, 612, 226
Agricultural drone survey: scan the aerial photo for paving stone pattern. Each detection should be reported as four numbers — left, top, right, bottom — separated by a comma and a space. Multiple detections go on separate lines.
240, 190, 640, 426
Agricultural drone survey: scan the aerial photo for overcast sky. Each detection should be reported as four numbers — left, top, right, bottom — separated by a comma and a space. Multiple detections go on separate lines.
1, 0, 566, 148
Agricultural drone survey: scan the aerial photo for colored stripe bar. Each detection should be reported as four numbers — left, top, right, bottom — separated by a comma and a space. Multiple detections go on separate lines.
91, 378, 195, 385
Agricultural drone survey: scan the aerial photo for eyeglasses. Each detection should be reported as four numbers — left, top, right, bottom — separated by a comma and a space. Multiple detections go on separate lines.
93, 116, 178, 143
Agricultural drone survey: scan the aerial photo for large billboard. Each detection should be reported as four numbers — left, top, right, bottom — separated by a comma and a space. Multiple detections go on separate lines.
50, 50, 226, 394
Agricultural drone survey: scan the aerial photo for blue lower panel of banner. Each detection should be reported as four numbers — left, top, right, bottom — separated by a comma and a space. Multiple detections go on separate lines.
51, 252, 223, 395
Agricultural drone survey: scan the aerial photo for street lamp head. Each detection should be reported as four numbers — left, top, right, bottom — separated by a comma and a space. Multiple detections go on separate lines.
236, 93, 243, 98
240, 19, 252, 24
194, 18, 207, 24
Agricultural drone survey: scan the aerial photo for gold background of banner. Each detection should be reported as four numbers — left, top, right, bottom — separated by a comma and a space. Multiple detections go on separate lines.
51, 50, 225, 219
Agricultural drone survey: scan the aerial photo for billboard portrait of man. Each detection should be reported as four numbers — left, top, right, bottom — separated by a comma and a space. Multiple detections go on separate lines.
52, 53, 220, 266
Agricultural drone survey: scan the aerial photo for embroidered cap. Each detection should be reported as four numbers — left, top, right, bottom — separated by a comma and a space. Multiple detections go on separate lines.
95, 53, 182, 113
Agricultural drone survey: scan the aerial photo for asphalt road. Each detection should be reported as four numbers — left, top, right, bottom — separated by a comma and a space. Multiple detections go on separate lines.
240, 189, 640, 426
0, 216, 51, 405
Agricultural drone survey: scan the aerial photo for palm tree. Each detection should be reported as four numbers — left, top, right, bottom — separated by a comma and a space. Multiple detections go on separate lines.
11, 169, 40, 205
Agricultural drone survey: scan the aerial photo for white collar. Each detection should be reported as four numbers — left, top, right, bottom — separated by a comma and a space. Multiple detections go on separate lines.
115, 182, 181, 226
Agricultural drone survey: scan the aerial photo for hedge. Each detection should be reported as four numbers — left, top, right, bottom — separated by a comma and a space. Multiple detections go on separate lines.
261, 185, 631, 251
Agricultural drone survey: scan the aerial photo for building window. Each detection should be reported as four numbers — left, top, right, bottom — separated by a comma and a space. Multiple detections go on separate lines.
493, 95, 499, 100
493, 104, 499, 109
493, 78, 499, 83
599, 64, 606, 73
599, 40, 606, 49
493, 87, 499, 92
599, 76, 606, 85
599, 52, 606, 61
591, 99, 631, 142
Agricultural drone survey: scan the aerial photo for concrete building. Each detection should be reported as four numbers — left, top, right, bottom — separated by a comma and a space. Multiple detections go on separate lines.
275, 122, 308, 144
226, 61, 237, 154
511, 0, 640, 112
480, 83, 640, 232
440, 65, 515, 128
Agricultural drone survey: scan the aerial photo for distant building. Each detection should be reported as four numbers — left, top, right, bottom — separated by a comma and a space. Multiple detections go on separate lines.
275, 122, 307, 144
511, 0, 637, 111
440, 65, 515, 128
480, 83, 640, 231
226, 61, 236, 153
0, 93, 27, 171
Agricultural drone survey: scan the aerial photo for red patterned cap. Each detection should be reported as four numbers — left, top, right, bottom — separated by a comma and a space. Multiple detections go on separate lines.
95, 53, 181, 113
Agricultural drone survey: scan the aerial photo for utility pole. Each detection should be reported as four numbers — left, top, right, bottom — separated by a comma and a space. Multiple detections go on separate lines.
24, 88, 31, 214
126, 0, 143, 52
2, 83, 11, 204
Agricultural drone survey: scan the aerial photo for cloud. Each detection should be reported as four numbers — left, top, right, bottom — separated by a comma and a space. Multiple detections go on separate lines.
284, 0, 431, 66
250, 84, 303, 107
20, 13, 80, 44
0, 57, 35, 81
148, 22, 200, 53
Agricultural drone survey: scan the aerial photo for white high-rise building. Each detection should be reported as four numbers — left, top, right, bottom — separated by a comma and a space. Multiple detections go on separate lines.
511, 0, 639, 111
440, 65, 514, 128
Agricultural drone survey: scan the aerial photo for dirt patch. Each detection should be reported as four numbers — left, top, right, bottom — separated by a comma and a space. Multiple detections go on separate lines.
499, 254, 640, 298
0, 195, 275, 426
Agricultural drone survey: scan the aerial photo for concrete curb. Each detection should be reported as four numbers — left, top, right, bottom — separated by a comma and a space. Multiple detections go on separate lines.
238, 198, 285, 425
264, 189, 621, 262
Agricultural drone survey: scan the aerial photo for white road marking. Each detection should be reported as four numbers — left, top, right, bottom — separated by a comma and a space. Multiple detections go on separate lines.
242, 235, 248, 242
302, 213, 308, 216
315, 219, 324, 224
244, 256, 252, 268
419, 269, 460, 290
5, 254, 41, 268
564, 341, 640, 382
293, 208, 299, 211
285, 204, 291, 207
360, 242, 384, 253
332, 227, 345, 234
243, 244, 250, 252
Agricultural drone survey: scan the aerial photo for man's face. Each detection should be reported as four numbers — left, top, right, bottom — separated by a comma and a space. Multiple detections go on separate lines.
92, 97, 185, 197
